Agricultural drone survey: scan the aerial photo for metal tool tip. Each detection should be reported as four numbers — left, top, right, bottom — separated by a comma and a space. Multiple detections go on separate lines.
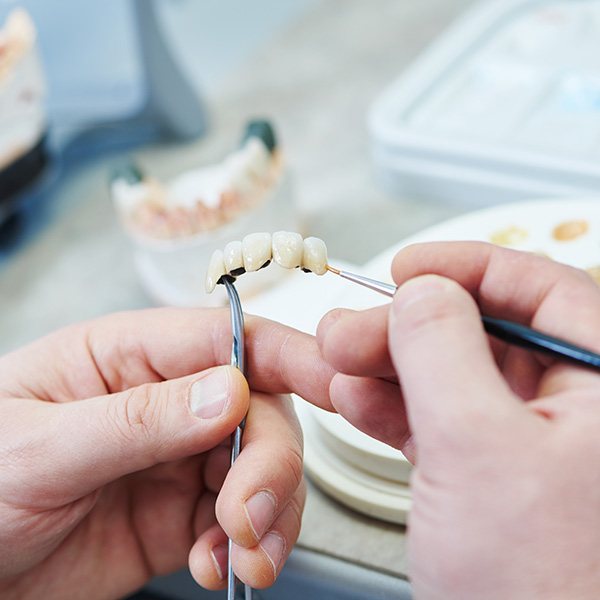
326, 264, 341, 275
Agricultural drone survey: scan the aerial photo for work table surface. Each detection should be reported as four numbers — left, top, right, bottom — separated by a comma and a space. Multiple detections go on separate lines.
0, 0, 476, 580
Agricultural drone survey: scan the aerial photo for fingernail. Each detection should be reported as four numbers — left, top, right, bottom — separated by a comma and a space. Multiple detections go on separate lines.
210, 543, 228, 580
393, 275, 448, 314
245, 490, 277, 540
260, 532, 286, 574
190, 367, 230, 419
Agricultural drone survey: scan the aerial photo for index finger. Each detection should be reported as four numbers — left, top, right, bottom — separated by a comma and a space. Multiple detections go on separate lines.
317, 305, 394, 378
1, 308, 334, 410
92, 308, 335, 410
393, 242, 600, 353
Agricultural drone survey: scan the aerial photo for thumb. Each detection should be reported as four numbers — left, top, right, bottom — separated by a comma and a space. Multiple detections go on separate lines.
9, 365, 249, 505
388, 275, 516, 454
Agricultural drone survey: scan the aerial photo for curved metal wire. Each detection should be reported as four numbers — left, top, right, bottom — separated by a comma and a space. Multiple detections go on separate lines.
222, 278, 252, 600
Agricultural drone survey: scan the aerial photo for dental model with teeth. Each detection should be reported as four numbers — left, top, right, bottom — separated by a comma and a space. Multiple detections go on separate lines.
111, 121, 282, 241
206, 232, 328, 293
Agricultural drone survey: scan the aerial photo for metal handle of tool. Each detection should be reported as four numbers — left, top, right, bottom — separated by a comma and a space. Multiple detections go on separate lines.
223, 279, 253, 600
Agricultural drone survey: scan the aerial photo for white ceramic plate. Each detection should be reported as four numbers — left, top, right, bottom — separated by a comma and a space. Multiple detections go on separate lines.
362, 199, 600, 279
296, 400, 411, 524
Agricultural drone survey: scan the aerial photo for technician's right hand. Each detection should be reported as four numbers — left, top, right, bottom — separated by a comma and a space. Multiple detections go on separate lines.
318, 242, 600, 600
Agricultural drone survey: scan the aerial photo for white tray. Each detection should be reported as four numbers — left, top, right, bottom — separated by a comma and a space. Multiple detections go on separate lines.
369, 0, 600, 205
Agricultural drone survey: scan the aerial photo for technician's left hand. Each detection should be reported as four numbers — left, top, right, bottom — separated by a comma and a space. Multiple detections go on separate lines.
0, 308, 333, 599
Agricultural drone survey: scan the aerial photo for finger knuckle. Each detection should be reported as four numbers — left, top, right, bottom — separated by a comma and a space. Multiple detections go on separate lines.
111, 383, 164, 447
287, 495, 304, 537
281, 443, 304, 492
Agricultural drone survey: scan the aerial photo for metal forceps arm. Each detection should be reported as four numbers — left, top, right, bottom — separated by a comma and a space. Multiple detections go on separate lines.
222, 278, 253, 600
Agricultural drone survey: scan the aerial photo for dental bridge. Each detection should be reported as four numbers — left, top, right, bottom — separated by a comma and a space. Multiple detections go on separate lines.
206, 232, 329, 293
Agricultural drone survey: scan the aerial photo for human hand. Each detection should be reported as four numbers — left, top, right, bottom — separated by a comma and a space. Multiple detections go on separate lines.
0, 308, 333, 599
317, 242, 600, 599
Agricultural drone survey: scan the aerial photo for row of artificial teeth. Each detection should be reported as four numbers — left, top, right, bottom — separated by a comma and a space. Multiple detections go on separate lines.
206, 232, 328, 293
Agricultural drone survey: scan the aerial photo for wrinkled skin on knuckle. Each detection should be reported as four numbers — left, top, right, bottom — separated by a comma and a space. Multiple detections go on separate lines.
109, 383, 165, 453
281, 443, 304, 495
287, 485, 306, 537
246, 319, 292, 391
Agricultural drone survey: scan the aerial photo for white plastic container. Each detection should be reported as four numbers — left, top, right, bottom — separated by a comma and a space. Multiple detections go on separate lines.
369, 0, 600, 205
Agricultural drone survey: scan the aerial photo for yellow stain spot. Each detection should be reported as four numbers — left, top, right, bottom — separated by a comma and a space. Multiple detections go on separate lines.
490, 225, 529, 247
552, 220, 589, 242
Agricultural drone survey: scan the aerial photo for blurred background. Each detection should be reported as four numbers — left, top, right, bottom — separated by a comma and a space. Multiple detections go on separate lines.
0, 0, 478, 357
0, 0, 318, 136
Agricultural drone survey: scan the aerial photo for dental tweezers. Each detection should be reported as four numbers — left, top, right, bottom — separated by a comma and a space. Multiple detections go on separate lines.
328, 268, 600, 371
222, 278, 253, 600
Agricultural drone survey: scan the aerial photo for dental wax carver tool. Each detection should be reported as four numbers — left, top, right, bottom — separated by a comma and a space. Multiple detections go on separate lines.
222, 278, 252, 600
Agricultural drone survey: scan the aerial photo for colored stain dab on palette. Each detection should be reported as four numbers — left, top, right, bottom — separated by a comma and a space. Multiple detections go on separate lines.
491, 219, 590, 247
489, 225, 529, 246
489, 218, 600, 285
552, 220, 589, 241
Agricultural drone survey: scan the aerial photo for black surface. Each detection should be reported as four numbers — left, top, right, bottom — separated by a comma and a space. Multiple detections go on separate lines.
242, 119, 277, 153
0, 134, 48, 218
125, 592, 173, 600
111, 162, 145, 185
